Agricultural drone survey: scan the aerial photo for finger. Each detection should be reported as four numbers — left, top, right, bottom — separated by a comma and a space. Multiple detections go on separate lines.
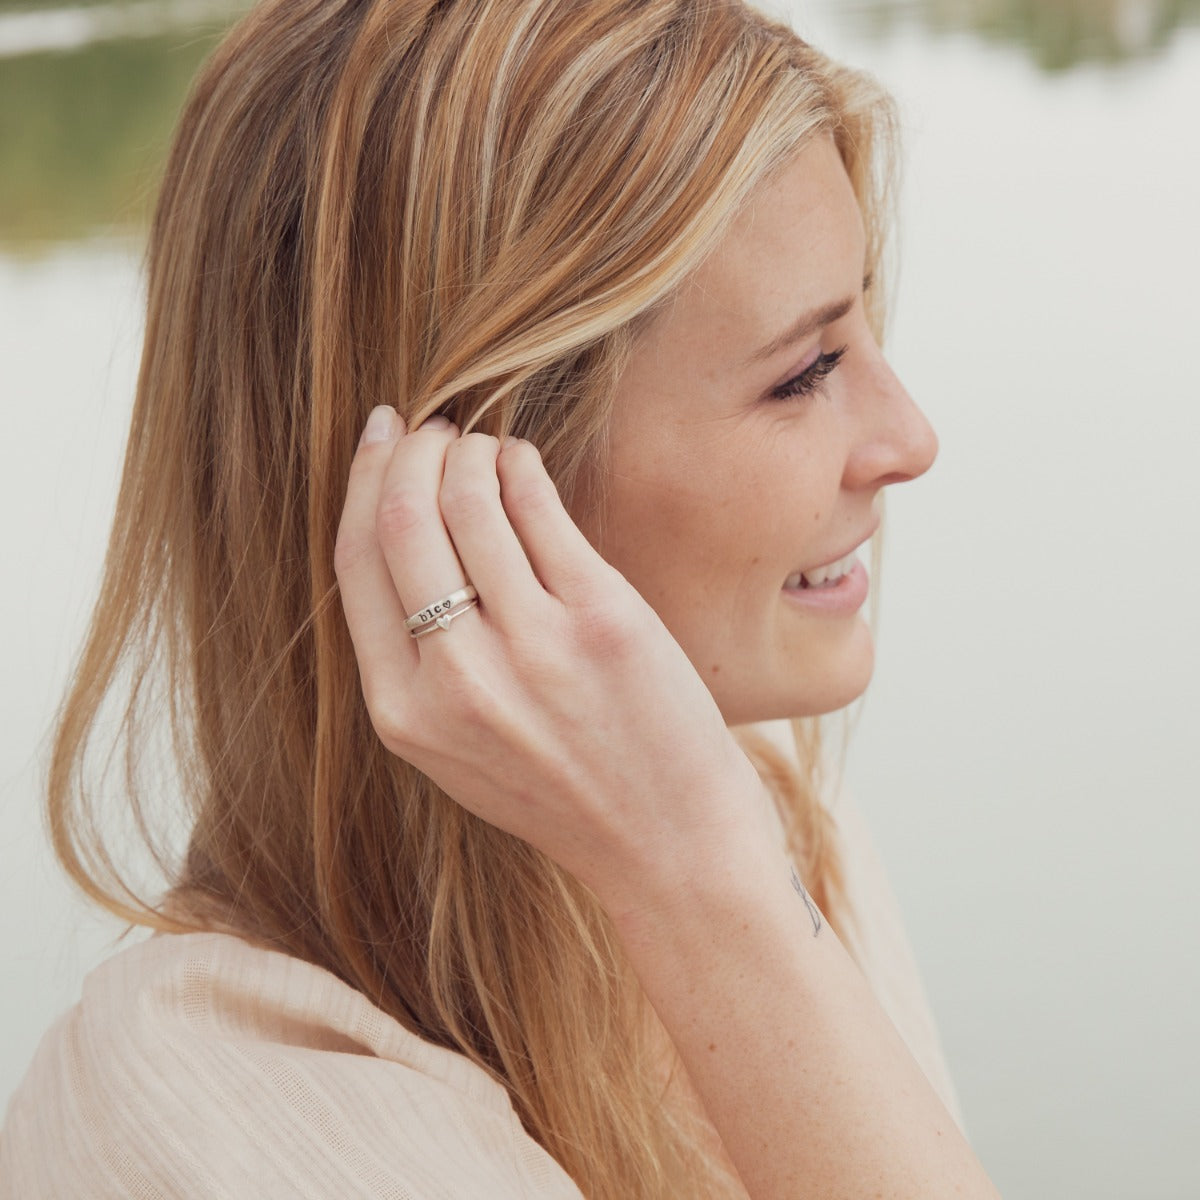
496, 438, 611, 603
439, 433, 549, 628
375, 417, 478, 634
334, 406, 418, 688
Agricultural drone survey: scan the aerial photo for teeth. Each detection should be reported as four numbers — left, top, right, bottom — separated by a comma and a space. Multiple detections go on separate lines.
786, 551, 858, 590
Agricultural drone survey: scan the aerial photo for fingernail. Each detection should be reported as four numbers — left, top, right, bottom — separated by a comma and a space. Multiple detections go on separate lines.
361, 406, 396, 445
500, 435, 521, 449
421, 415, 451, 430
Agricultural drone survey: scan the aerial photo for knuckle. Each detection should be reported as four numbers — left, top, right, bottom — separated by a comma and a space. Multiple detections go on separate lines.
436, 638, 506, 709
444, 674, 492, 725
375, 484, 426, 543
439, 476, 496, 523
574, 591, 643, 658
434, 642, 485, 696
504, 470, 557, 517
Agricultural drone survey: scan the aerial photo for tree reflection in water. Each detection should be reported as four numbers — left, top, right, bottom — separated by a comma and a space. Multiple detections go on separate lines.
0, 3, 245, 249
833, 0, 1200, 71
1, 0, 1198, 249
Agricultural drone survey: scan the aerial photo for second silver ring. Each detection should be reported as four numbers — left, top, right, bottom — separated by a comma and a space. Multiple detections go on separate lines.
410, 597, 479, 638
404, 585, 479, 633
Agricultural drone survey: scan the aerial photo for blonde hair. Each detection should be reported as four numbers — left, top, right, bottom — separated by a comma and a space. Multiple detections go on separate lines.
48, 1, 898, 1194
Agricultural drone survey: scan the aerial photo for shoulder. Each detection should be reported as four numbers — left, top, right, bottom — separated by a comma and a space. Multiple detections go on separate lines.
1, 931, 582, 1200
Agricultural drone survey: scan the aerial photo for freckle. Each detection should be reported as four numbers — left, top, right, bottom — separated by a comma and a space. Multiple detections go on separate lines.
710, 664, 720, 675
812, 510, 821, 521
708, 1043, 717, 1052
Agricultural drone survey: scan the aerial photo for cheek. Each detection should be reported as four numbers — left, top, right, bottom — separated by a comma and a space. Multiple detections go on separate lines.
591, 432, 785, 617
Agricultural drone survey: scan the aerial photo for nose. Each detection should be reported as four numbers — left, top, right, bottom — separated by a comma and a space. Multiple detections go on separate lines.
841, 350, 938, 491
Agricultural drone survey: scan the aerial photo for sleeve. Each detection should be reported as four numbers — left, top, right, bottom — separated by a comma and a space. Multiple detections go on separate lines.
0, 933, 585, 1200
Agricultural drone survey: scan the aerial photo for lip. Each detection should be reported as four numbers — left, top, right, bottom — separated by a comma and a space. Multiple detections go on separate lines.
797, 523, 878, 577
780, 522, 877, 615
782, 559, 869, 613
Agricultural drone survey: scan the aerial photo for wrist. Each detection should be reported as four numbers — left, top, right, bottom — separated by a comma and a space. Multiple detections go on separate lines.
595, 778, 785, 942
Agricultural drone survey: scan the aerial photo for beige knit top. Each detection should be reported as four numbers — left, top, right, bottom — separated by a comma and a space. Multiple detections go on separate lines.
1, 767, 962, 1198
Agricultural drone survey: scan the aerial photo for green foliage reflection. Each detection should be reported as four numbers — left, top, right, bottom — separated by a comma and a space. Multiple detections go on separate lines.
0, 26, 230, 248
837, 0, 1200, 71
3, 0, 1198, 251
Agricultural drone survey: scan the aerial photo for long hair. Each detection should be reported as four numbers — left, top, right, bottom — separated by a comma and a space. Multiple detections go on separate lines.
48, 1, 898, 1194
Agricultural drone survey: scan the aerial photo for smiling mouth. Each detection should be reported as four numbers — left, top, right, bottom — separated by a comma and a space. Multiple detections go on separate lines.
783, 549, 859, 590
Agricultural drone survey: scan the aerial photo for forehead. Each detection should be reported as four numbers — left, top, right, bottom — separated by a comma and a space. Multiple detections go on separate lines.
662, 136, 866, 360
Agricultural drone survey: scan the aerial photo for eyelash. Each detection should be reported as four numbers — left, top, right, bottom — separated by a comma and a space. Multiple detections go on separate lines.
770, 345, 848, 402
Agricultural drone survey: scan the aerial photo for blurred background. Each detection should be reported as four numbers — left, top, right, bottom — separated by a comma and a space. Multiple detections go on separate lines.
2, 1, 1197, 1195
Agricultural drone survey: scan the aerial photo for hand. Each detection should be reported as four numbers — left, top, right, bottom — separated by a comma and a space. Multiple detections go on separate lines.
333, 408, 771, 907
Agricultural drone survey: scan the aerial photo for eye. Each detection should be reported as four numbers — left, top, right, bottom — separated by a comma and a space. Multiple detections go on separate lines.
769, 344, 848, 402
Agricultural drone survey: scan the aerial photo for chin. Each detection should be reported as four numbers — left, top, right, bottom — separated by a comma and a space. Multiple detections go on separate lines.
719, 628, 876, 725
798, 628, 876, 717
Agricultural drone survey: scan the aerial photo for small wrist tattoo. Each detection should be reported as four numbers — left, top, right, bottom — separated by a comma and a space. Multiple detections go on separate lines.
789, 865, 822, 938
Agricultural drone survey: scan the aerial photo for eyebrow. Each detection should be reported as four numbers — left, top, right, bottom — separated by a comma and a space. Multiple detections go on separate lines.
745, 272, 873, 366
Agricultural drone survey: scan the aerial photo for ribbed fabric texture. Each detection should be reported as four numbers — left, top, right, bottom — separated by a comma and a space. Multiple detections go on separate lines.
1, 743, 963, 1196
0, 932, 585, 1199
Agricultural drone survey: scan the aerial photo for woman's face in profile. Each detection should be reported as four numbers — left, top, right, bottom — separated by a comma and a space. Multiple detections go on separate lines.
582, 136, 938, 726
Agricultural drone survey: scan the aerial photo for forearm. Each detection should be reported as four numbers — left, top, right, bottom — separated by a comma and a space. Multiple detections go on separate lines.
609, 838, 1001, 1200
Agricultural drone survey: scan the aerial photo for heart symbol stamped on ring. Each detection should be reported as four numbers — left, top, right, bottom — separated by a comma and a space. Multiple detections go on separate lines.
436, 615, 452, 631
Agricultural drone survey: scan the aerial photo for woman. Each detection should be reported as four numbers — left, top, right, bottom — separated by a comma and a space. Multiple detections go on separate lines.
1, 0, 1000, 1196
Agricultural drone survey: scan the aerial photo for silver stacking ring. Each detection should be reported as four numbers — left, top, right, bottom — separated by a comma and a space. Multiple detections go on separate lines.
405, 585, 479, 638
